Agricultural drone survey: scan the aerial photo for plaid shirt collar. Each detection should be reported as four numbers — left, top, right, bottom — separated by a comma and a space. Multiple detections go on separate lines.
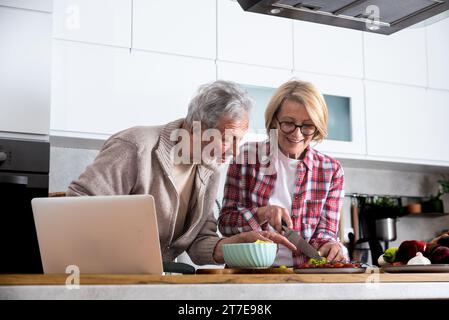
302, 145, 315, 171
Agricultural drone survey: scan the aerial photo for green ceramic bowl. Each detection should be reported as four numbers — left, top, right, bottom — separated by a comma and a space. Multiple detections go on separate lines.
222, 242, 277, 268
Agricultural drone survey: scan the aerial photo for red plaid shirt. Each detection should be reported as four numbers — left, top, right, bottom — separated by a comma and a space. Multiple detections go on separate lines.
218, 141, 345, 266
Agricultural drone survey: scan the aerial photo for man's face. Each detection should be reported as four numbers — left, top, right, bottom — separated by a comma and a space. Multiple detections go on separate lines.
204, 115, 249, 163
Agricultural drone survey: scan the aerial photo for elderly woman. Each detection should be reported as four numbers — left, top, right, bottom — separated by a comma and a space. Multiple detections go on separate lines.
67, 80, 295, 266
218, 80, 346, 266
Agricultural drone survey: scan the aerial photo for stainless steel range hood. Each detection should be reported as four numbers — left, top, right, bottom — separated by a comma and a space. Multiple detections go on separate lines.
236, 0, 449, 34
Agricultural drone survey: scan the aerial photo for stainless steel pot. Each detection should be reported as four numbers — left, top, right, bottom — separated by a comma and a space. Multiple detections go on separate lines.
375, 218, 397, 241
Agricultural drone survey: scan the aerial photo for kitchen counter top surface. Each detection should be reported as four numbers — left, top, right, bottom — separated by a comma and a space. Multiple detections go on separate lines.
1, 272, 449, 300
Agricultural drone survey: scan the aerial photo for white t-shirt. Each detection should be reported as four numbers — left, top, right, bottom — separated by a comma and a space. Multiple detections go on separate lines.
268, 150, 301, 267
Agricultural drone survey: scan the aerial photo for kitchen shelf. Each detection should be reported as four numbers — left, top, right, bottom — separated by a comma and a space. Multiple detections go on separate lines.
402, 212, 449, 218
345, 193, 424, 198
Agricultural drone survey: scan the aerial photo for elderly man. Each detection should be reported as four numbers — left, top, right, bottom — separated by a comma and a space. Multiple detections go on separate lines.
67, 80, 296, 265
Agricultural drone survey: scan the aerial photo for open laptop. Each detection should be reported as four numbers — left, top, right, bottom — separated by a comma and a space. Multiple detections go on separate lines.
31, 194, 163, 274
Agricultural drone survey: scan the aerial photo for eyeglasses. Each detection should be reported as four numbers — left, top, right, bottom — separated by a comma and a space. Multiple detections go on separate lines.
275, 115, 317, 136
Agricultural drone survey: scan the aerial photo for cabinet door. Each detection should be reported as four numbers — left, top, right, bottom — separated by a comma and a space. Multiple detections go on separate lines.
217, 61, 293, 141
427, 17, 449, 90
133, 0, 216, 59
52, 0, 132, 48
0, 0, 52, 12
217, 0, 293, 69
51, 41, 216, 135
364, 28, 427, 87
365, 81, 449, 163
426, 89, 449, 162
0, 7, 51, 135
293, 21, 364, 79
292, 72, 366, 156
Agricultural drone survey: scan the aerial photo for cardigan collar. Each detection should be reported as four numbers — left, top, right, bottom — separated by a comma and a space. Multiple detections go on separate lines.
156, 118, 217, 185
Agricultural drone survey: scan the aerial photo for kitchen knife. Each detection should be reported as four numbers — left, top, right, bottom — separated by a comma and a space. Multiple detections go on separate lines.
281, 221, 322, 260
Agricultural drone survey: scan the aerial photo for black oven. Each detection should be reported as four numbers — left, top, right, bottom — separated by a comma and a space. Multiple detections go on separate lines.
0, 138, 49, 273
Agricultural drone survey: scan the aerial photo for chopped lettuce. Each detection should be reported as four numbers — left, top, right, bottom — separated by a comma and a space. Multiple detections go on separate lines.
308, 257, 327, 266
383, 247, 399, 263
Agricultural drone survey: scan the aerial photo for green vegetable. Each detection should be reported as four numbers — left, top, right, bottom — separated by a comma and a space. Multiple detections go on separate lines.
308, 257, 327, 266
279, 265, 287, 269
383, 247, 399, 263
254, 240, 271, 244
373, 197, 398, 208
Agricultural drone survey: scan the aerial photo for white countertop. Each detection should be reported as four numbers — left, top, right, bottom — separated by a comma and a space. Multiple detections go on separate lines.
2, 282, 449, 300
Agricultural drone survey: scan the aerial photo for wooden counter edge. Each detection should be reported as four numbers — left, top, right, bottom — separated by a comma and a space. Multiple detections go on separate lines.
1, 273, 449, 286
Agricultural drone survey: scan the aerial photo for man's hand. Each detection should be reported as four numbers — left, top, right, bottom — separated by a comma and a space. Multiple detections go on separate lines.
213, 231, 297, 264
256, 205, 293, 233
318, 242, 347, 262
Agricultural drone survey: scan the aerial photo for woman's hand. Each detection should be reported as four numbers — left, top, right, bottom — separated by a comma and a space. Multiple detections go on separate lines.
256, 205, 293, 233
318, 242, 346, 262
213, 231, 297, 264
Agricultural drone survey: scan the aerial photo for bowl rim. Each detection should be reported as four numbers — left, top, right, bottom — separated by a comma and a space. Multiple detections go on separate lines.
222, 242, 277, 247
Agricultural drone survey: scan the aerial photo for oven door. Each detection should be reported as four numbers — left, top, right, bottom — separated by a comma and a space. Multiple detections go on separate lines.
0, 173, 47, 273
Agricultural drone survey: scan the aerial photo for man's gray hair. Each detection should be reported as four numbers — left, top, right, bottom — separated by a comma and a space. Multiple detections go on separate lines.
185, 80, 253, 129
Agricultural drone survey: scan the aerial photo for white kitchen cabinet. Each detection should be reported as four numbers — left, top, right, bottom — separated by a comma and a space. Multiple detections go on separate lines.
217, 61, 294, 92
365, 81, 449, 163
217, 61, 294, 140
425, 89, 449, 162
364, 28, 427, 87
0, 0, 52, 12
292, 72, 366, 157
217, 0, 293, 70
132, 0, 216, 59
293, 21, 364, 79
52, 0, 132, 48
51, 40, 216, 135
0, 7, 51, 135
426, 17, 449, 91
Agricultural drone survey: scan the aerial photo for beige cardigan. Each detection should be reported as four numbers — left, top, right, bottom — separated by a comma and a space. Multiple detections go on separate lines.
66, 119, 221, 265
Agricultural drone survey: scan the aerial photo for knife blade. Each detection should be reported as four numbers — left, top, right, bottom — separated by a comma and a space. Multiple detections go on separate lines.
281, 222, 322, 260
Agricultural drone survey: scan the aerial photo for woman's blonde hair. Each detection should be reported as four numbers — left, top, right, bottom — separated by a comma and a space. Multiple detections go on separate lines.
264, 80, 328, 142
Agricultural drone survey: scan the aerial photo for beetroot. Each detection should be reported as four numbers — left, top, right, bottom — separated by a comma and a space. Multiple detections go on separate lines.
430, 246, 449, 264
425, 242, 440, 258
437, 235, 449, 248
396, 240, 427, 263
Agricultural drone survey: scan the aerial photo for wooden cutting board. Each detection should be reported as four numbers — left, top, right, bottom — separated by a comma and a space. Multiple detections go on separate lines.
196, 267, 294, 274
2, 272, 449, 285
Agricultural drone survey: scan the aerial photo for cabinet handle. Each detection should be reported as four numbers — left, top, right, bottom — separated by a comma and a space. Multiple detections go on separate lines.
0, 174, 28, 185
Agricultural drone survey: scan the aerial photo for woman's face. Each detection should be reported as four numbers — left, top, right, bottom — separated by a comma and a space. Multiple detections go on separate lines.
274, 99, 316, 159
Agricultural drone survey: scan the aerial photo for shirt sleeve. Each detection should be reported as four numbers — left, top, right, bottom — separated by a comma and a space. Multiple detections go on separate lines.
218, 162, 263, 236
66, 138, 138, 196
309, 163, 345, 249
